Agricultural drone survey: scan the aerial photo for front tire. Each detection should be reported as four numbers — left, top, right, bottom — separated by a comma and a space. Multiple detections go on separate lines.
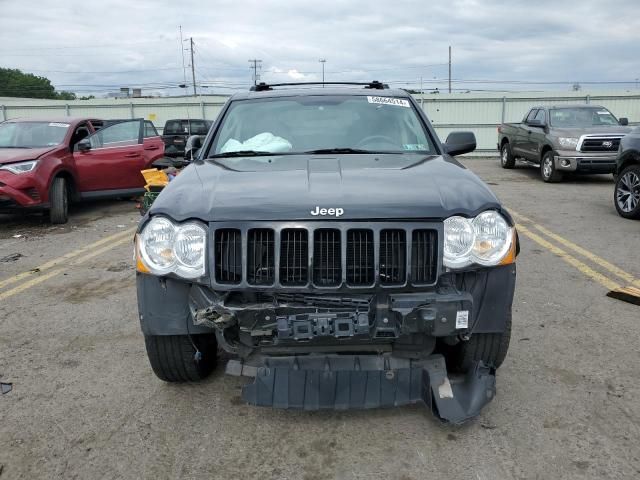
448, 312, 512, 373
49, 176, 69, 224
144, 334, 218, 382
500, 142, 515, 169
541, 151, 563, 183
614, 165, 640, 219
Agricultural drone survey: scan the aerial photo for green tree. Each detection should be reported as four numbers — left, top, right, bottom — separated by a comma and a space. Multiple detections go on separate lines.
0, 68, 76, 99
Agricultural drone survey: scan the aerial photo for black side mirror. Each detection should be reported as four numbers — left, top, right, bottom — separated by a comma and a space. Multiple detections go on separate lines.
527, 119, 545, 127
185, 135, 204, 161
619, 117, 629, 126
444, 131, 476, 156
77, 139, 91, 152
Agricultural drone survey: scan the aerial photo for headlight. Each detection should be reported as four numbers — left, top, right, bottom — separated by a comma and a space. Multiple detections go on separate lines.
443, 211, 514, 268
558, 137, 579, 149
0, 160, 38, 174
137, 217, 206, 279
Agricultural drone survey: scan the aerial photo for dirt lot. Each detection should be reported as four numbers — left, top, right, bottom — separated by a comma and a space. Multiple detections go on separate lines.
1, 158, 639, 480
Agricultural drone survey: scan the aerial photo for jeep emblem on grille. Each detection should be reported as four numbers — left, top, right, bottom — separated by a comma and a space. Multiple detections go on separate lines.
310, 206, 344, 217
602, 141, 613, 148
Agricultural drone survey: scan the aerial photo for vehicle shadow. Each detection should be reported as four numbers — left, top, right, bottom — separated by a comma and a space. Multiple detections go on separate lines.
507, 163, 614, 184
0, 199, 139, 239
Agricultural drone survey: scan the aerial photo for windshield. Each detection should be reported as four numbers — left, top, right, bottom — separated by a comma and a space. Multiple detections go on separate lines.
211, 95, 435, 156
0, 121, 70, 148
549, 108, 619, 127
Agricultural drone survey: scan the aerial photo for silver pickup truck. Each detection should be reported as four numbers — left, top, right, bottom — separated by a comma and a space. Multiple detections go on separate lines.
498, 105, 632, 182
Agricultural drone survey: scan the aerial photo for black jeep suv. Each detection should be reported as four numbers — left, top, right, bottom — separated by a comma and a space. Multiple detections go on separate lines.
614, 127, 640, 219
135, 82, 519, 424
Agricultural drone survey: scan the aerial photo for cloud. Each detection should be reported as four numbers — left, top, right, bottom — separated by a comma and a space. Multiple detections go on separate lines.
1, 0, 639, 97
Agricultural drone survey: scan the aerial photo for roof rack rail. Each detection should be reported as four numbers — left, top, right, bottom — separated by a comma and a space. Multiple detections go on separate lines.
250, 81, 389, 92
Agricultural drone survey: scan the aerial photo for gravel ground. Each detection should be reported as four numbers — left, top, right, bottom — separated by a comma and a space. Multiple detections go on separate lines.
0, 159, 639, 480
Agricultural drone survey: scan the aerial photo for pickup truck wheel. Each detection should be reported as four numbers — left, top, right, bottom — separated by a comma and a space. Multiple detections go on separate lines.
541, 151, 563, 183
144, 334, 217, 382
614, 165, 640, 219
49, 177, 69, 224
448, 312, 512, 373
500, 143, 515, 169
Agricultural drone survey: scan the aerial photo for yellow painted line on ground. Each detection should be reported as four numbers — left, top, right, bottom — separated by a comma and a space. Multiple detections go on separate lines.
516, 223, 621, 291
511, 209, 640, 288
0, 234, 133, 302
0, 227, 135, 291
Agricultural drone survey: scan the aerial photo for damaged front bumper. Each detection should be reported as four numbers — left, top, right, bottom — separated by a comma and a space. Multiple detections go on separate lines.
136, 264, 515, 422
228, 353, 495, 425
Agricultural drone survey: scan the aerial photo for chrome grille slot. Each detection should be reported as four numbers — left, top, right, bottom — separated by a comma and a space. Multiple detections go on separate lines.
247, 229, 275, 285
280, 229, 309, 286
411, 229, 438, 284
214, 229, 242, 284
346, 229, 374, 286
313, 229, 342, 287
379, 229, 406, 285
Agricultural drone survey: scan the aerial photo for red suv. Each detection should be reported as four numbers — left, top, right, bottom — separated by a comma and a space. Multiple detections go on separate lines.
0, 117, 164, 223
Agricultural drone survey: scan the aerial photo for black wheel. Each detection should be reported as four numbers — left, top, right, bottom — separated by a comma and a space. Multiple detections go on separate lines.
540, 151, 563, 183
447, 312, 512, 373
49, 176, 69, 224
614, 164, 640, 219
144, 334, 218, 382
500, 142, 515, 169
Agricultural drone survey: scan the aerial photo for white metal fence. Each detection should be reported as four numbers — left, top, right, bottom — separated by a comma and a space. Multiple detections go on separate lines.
2, 90, 639, 154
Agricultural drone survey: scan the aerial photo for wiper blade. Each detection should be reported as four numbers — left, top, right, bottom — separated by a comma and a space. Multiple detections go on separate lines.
208, 150, 276, 158
303, 148, 377, 154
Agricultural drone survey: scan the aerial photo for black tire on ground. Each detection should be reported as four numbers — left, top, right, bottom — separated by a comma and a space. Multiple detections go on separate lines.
540, 150, 563, 183
500, 142, 516, 169
49, 176, 69, 224
614, 164, 640, 219
448, 312, 512, 373
144, 334, 218, 382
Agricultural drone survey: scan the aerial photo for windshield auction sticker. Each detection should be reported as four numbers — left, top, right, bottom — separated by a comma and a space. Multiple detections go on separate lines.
48, 122, 70, 128
367, 96, 410, 108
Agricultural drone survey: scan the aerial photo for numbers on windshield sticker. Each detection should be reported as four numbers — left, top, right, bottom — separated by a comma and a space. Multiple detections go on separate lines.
404, 144, 426, 151
367, 96, 410, 108
48, 122, 69, 128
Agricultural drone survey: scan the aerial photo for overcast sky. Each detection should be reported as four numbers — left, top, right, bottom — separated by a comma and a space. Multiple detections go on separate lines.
2, 0, 640, 97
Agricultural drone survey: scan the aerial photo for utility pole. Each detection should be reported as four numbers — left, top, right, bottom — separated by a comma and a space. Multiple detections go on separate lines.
448, 46, 452, 94
319, 59, 326, 86
248, 59, 262, 85
420, 76, 424, 108
179, 26, 187, 86
188, 37, 197, 97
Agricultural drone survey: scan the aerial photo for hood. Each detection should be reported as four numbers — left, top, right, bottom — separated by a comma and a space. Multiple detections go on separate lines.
150, 153, 502, 222
550, 126, 634, 137
0, 146, 58, 165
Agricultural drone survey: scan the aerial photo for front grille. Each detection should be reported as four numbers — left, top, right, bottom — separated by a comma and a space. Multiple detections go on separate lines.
580, 136, 622, 152
215, 229, 242, 284
379, 229, 406, 285
212, 224, 439, 289
314, 229, 342, 287
280, 229, 308, 286
247, 229, 274, 285
411, 230, 438, 284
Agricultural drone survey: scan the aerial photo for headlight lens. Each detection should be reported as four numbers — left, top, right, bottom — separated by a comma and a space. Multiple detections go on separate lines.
443, 216, 475, 267
471, 211, 512, 265
443, 211, 513, 268
558, 137, 579, 149
138, 217, 206, 279
0, 160, 39, 174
